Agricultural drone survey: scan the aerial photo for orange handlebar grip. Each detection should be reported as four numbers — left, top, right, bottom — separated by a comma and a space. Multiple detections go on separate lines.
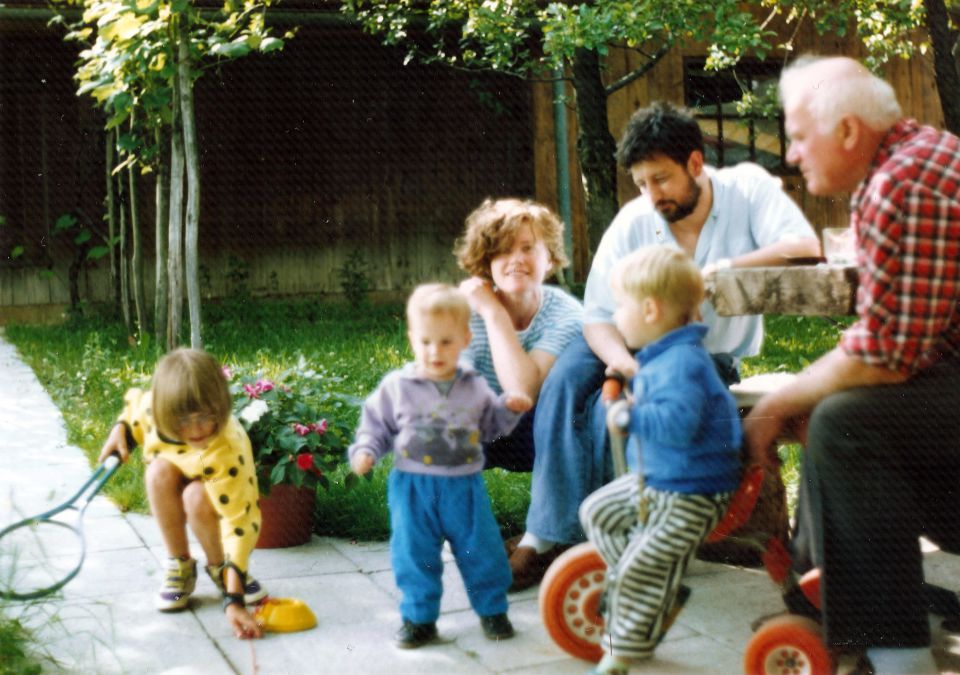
601, 375, 625, 402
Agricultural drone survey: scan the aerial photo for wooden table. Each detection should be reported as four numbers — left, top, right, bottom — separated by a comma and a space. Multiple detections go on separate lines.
706, 264, 859, 317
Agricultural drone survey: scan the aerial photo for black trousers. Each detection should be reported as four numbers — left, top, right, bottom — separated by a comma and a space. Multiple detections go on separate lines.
795, 357, 960, 648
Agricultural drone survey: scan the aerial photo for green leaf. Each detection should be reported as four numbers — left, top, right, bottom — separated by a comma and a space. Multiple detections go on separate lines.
269, 463, 287, 485
0, 215, 6, 226
117, 133, 139, 153
87, 246, 111, 260
211, 38, 252, 59
260, 37, 283, 53
38, 269, 55, 279
55, 213, 78, 232
10, 245, 24, 259
75, 229, 92, 245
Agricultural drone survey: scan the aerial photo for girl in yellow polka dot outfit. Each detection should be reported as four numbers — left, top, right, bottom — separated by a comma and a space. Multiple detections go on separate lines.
98, 348, 265, 640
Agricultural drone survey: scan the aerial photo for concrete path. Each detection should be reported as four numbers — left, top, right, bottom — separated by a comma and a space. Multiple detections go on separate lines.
2, 333, 960, 674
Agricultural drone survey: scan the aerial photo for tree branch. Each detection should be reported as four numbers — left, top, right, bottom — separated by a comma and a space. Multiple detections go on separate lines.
604, 41, 671, 97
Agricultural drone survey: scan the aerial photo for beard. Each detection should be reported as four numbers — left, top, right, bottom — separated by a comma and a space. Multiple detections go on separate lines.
656, 175, 702, 223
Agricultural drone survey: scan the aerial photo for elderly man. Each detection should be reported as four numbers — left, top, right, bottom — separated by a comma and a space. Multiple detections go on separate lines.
746, 55, 960, 674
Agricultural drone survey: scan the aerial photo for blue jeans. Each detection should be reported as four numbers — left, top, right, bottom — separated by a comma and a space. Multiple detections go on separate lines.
527, 334, 612, 544
388, 471, 511, 624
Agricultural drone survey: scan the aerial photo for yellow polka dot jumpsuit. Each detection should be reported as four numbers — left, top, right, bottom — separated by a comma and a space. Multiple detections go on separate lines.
118, 389, 261, 574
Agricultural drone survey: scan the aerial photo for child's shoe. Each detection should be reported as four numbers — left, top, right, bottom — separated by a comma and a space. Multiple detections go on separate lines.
480, 613, 515, 641
394, 620, 438, 649
205, 562, 268, 604
156, 556, 197, 612
588, 654, 630, 675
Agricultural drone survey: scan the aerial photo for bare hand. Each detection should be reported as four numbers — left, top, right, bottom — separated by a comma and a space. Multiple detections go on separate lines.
226, 603, 263, 640
504, 392, 533, 414
742, 400, 786, 470
605, 358, 638, 382
458, 277, 501, 319
351, 452, 375, 476
99, 423, 130, 463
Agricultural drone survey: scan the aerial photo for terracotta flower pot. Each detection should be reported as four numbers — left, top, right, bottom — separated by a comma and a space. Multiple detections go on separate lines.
256, 483, 316, 549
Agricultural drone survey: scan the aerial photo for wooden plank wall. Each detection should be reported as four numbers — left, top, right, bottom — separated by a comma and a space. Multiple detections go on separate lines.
531, 21, 945, 282
1, 20, 535, 315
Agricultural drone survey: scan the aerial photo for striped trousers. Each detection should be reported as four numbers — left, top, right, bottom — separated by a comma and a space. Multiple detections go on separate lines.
579, 473, 730, 659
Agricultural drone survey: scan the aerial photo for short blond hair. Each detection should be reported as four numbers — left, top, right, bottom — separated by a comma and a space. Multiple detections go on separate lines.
151, 348, 231, 440
611, 245, 703, 319
454, 197, 569, 280
406, 283, 471, 328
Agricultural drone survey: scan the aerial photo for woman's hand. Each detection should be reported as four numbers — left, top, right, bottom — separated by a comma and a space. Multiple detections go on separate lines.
458, 277, 502, 320
99, 423, 130, 463
504, 392, 533, 414
350, 452, 375, 476
226, 603, 263, 640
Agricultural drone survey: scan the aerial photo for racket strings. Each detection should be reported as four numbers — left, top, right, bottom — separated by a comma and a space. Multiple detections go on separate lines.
0, 519, 85, 599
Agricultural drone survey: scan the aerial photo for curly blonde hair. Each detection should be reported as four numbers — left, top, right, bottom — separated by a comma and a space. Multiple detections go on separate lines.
454, 198, 570, 281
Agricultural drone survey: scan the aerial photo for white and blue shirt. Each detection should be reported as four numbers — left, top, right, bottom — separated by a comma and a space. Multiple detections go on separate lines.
583, 163, 816, 358
463, 285, 583, 394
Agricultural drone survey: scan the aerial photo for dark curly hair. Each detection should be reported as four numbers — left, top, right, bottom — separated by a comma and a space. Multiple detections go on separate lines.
616, 101, 704, 169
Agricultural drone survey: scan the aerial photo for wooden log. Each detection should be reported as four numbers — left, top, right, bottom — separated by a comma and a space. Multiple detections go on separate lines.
706, 265, 859, 317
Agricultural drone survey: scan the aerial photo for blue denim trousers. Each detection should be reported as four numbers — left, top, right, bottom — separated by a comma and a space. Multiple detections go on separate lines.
526, 333, 613, 544
388, 471, 511, 624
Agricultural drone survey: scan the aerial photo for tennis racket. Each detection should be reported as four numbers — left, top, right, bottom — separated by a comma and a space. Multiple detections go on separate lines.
0, 454, 121, 600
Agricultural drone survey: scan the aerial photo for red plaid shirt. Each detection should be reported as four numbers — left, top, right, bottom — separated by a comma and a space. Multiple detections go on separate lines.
841, 119, 960, 375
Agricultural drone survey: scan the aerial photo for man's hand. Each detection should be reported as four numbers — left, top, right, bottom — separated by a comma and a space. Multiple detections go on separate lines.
742, 398, 787, 470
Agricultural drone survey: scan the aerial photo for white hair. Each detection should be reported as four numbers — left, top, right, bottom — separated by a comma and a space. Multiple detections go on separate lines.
779, 55, 902, 133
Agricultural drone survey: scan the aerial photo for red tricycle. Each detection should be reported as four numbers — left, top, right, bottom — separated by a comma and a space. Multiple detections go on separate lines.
537, 374, 833, 674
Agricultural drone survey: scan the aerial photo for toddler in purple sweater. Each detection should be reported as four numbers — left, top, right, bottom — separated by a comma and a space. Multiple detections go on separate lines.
349, 283, 531, 648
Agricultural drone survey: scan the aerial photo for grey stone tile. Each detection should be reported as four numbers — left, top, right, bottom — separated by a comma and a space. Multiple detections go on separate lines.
14, 591, 233, 675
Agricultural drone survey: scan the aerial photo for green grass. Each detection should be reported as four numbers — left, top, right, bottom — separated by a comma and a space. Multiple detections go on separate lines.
4, 301, 848, 542
0, 614, 42, 675
742, 314, 854, 510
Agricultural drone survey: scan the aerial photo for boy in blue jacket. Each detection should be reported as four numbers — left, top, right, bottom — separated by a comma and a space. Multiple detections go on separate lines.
579, 245, 742, 675
349, 283, 532, 649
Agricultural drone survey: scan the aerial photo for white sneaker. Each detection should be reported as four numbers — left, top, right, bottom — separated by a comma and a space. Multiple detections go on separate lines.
205, 562, 268, 604
156, 557, 197, 612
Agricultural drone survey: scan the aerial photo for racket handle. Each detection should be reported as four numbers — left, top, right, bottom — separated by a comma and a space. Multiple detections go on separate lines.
601, 373, 626, 403
103, 454, 121, 470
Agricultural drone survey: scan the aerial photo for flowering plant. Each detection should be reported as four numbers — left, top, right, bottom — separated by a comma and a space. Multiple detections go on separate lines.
227, 358, 357, 495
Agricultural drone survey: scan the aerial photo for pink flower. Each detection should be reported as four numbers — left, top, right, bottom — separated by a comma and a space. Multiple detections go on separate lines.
293, 423, 311, 436
243, 379, 276, 399
311, 419, 328, 435
221, 366, 234, 380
